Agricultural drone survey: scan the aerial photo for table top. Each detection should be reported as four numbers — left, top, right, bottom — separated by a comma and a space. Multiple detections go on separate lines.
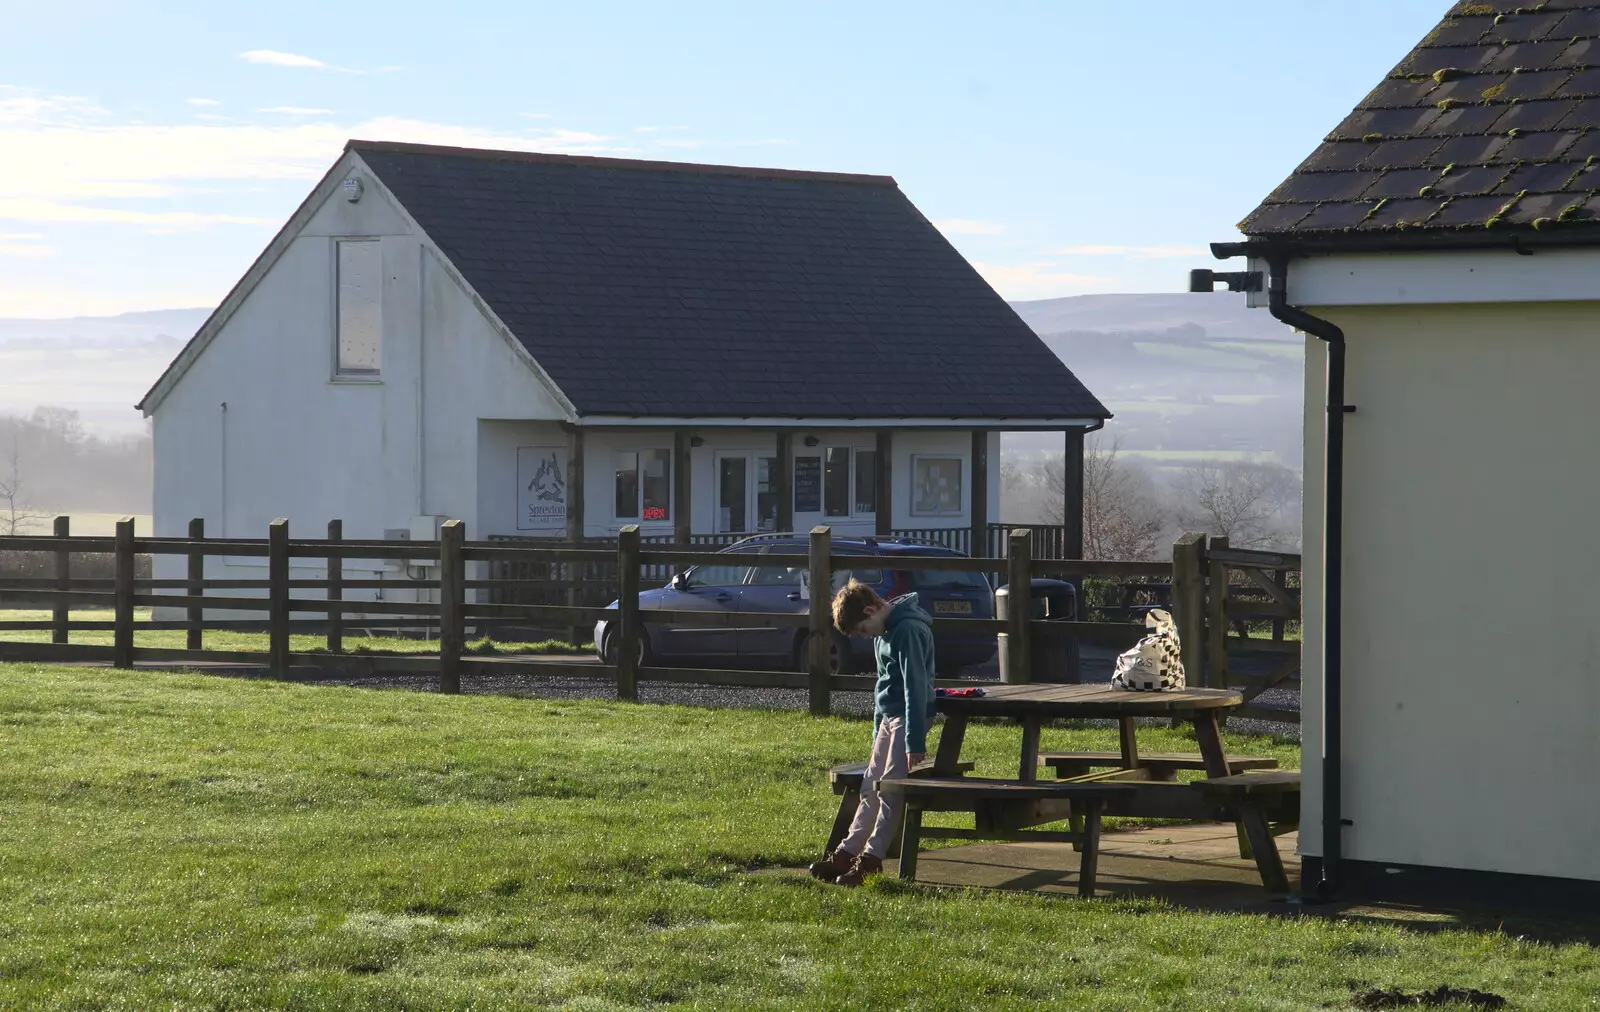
936, 683, 1242, 719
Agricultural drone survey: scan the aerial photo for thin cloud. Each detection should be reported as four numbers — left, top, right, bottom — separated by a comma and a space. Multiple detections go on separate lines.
0, 236, 54, 257
260, 106, 334, 116
970, 260, 1113, 300
239, 49, 327, 69
934, 218, 1006, 236
186, 98, 222, 107
521, 112, 554, 120
1052, 244, 1204, 259
0, 96, 632, 235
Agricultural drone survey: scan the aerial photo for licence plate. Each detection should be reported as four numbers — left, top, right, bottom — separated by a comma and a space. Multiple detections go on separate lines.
933, 600, 972, 615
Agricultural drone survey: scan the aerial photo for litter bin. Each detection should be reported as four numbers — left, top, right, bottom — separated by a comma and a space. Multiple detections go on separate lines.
995, 578, 1082, 684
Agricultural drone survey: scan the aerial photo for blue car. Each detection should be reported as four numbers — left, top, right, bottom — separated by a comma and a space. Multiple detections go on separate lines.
595, 534, 998, 675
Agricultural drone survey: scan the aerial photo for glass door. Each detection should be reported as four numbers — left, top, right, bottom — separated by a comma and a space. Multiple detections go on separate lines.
716, 454, 748, 534
716, 453, 782, 534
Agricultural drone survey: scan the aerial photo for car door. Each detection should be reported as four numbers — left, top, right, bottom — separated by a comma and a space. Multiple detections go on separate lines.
739, 544, 808, 662
653, 546, 759, 660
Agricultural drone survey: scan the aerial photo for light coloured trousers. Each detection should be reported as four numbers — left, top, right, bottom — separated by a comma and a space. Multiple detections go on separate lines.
841, 716, 909, 859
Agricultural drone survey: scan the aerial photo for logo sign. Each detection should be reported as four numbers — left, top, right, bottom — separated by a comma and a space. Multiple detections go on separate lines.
516, 447, 568, 532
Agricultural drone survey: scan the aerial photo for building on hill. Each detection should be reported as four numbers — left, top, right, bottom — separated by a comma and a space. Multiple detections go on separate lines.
137, 141, 1107, 605
1197, 0, 1600, 904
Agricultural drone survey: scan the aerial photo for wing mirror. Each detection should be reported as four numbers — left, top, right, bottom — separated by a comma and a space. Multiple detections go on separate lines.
669, 572, 688, 591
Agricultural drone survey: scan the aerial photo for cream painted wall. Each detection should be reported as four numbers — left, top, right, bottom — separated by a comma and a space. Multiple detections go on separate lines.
1300, 301, 1600, 881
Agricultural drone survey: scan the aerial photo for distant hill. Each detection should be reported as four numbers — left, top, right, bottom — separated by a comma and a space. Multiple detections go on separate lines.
0, 298, 1304, 467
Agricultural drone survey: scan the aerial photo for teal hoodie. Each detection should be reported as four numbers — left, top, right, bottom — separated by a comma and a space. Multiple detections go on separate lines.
872, 593, 938, 755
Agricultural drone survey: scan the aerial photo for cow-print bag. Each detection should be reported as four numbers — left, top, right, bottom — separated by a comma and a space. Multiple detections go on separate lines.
1110, 608, 1186, 692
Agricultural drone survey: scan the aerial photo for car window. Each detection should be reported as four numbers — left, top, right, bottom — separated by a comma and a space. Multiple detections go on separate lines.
683, 545, 761, 589
750, 564, 804, 587
907, 569, 990, 591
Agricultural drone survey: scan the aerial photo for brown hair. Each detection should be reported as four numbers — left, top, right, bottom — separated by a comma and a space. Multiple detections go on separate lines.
831, 579, 885, 635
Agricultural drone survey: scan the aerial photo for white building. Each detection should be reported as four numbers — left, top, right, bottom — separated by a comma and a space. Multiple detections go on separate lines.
1203, 1, 1600, 904
138, 142, 1108, 605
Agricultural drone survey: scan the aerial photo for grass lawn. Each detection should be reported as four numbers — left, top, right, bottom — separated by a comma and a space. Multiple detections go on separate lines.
0, 609, 593, 656
1, 664, 1593, 1010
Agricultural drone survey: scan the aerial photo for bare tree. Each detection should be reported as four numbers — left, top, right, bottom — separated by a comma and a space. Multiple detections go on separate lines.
1043, 436, 1168, 561
1174, 460, 1301, 550
0, 441, 48, 536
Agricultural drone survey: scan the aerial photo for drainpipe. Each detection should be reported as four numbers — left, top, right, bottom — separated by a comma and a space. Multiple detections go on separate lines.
1262, 254, 1347, 899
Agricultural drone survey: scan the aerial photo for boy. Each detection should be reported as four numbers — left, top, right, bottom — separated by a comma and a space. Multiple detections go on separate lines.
808, 579, 937, 887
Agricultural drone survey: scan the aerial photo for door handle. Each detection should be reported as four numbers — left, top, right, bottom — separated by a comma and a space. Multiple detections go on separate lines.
714, 593, 733, 603
786, 591, 802, 601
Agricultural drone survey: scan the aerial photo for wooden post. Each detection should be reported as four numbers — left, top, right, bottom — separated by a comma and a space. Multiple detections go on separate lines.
112, 517, 135, 669
185, 517, 205, 650
1172, 532, 1207, 687
52, 515, 70, 645
808, 525, 832, 717
970, 430, 989, 562
268, 519, 289, 679
776, 431, 794, 534
874, 430, 893, 537
326, 519, 343, 654
566, 427, 586, 645
438, 519, 464, 695
1206, 535, 1231, 693
1062, 428, 1086, 560
1004, 528, 1033, 684
673, 429, 693, 546
615, 525, 641, 702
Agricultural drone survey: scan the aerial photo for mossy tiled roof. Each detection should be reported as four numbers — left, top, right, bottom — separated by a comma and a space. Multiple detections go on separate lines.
1242, 1, 1600, 239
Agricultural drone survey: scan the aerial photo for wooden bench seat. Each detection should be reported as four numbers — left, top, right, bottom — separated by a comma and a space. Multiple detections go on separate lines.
823, 759, 976, 856
1192, 770, 1302, 894
1040, 751, 1278, 781
877, 777, 1138, 897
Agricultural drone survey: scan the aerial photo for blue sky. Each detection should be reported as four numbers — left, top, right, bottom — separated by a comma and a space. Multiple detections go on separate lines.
0, 0, 1449, 317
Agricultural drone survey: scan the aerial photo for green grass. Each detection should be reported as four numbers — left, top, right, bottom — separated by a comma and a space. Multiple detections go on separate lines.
0, 609, 593, 655
2, 664, 1594, 1009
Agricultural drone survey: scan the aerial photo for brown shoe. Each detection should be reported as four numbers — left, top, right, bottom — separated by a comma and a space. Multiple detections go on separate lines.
807, 848, 856, 882
835, 853, 884, 887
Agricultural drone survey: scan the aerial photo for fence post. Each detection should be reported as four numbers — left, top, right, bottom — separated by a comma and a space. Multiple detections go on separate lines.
808, 525, 833, 717
52, 515, 70, 645
1004, 528, 1033, 684
268, 519, 289, 679
186, 518, 205, 651
616, 525, 641, 702
113, 517, 135, 669
1206, 535, 1230, 694
1172, 532, 1207, 687
439, 520, 464, 694
326, 519, 343, 654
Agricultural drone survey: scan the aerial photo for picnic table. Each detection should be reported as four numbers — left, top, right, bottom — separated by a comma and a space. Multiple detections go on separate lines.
877, 683, 1299, 895
932, 683, 1244, 782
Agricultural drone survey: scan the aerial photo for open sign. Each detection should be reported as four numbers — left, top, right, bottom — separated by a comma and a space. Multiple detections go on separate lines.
643, 506, 667, 520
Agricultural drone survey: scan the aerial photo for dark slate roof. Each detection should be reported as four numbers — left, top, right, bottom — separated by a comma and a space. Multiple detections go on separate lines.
350, 141, 1108, 420
1241, 0, 1600, 242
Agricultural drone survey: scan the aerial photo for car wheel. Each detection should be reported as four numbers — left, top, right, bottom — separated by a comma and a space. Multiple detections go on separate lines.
794, 630, 856, 675
601, 629, 653, 668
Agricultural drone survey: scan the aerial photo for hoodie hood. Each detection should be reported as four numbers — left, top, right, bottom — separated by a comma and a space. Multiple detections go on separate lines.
885, 593, 933, 632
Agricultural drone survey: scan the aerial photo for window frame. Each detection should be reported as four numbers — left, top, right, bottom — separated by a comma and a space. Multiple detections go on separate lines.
799, 446, 880, 519
332, 237, 383, 380
613, 447, 672, 522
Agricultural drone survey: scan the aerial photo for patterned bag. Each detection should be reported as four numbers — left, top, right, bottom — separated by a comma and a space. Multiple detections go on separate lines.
1110, 608, 1186, 692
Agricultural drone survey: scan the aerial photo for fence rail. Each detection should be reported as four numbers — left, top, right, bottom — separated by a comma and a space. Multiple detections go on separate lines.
0, 518, 1302, 723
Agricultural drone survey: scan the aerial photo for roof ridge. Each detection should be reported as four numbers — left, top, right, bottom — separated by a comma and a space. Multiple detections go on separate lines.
345, 139, 898, 187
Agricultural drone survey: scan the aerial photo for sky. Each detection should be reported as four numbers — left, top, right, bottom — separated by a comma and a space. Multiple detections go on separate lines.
0, 0, 1451, 318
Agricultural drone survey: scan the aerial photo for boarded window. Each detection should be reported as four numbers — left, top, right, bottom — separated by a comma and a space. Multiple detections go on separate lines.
911, 456, 963, 517
336, 239, 382, 374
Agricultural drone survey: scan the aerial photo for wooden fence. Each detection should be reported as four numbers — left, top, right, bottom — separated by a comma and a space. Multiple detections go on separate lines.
0, 520, 1301, 723
1175, 534, 1304, 725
